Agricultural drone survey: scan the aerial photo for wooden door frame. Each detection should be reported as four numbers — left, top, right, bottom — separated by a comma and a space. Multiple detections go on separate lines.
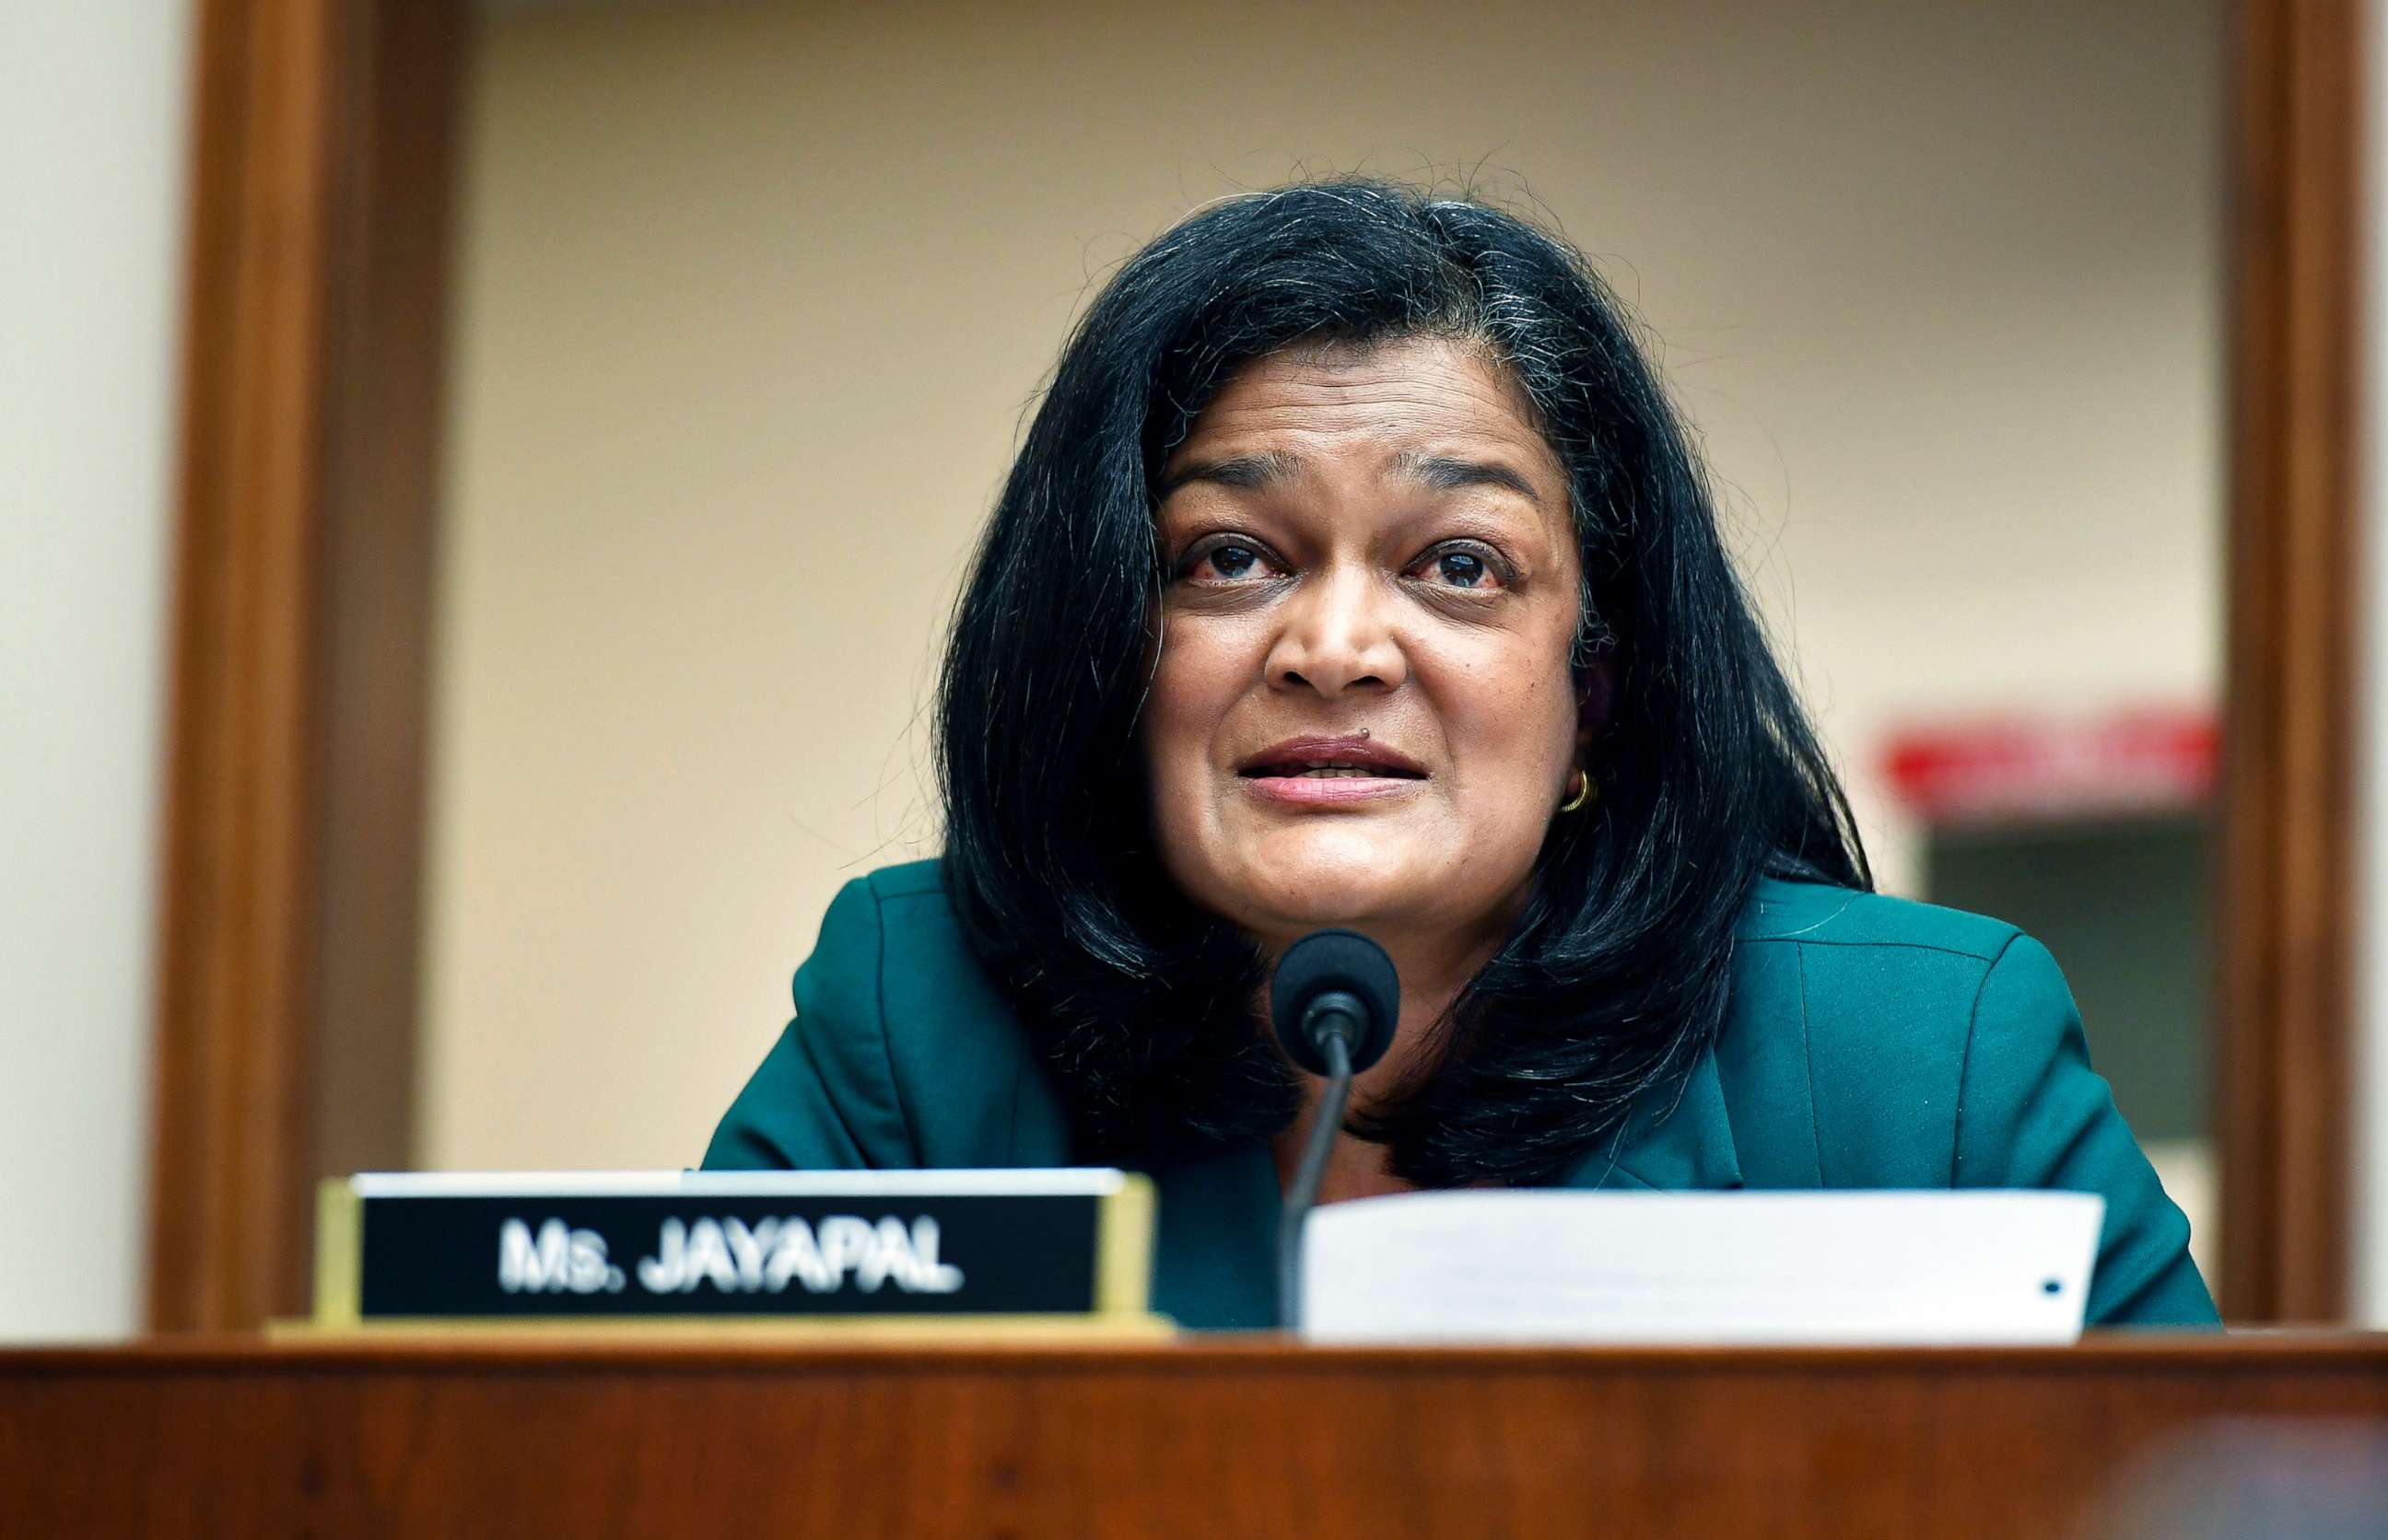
2217, 0, 2364, 1323
146, 0, 462, 1331
146, 0, 2363, 1328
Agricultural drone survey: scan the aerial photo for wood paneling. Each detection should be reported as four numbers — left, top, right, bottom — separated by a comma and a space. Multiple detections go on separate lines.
4, 1339, 2386, 1537
2218, 0, 2363, 1322
149, 0, 343, 1336
147, 0, 461, 1332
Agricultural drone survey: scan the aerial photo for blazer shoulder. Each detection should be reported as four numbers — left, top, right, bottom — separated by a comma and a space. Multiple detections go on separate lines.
705, 859, 1071, 1172
860, 858, 948, 902
839, 858, 995, 996
1720, 881, 2029, 1190
1738, 877, 2019, 961
1720, 880, 2217, 1323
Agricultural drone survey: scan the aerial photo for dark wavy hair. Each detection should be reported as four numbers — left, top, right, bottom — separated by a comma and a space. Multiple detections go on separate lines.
936, 179, 1869, 1185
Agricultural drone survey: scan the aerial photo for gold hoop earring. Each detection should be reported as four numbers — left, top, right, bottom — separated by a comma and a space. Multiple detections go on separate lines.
1559, 768, 1596, 814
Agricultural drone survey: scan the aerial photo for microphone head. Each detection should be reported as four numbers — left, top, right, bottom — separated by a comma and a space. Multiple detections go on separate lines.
1269, 928, 1400, 1077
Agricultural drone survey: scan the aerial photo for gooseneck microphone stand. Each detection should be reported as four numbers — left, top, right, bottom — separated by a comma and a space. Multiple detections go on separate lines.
1269, 930, 1399, 1333
1276, 1021, 1355, 1332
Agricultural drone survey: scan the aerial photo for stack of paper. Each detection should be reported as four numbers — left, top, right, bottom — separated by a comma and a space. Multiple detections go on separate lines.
1301, 1190, 2103, 1345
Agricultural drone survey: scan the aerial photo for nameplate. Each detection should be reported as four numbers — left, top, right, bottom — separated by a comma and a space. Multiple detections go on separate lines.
310, 1170, 1154, 1328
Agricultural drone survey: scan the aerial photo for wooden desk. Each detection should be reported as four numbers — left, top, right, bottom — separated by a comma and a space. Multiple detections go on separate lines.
3, 1336, 2384, 1536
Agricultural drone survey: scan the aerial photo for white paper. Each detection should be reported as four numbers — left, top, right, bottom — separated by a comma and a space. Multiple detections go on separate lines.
1302, 1190, 2104, 1345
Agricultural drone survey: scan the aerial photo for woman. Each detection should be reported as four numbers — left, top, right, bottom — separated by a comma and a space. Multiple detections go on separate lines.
706, 180, 2218, 1329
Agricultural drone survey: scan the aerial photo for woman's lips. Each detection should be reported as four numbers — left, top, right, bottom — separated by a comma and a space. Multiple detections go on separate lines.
1235, 734, 1427, 807
1239, 772, 1423, 807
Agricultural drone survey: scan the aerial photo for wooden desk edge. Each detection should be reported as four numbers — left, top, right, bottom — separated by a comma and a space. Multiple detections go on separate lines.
5, 1331, 2386, 1379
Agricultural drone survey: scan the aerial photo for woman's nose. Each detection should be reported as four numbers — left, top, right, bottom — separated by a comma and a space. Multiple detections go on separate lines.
1264, 566, 1408, 696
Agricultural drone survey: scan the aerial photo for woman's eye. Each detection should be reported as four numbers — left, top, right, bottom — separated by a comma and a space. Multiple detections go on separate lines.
1411, 546, 1504, 590
1183, 542, 1277, 582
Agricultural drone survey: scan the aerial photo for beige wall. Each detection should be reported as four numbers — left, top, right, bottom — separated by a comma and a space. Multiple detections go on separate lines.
425, 0, 2222, 1171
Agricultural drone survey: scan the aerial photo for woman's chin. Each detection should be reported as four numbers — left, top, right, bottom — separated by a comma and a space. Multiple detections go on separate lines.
1224, 857, 1441, 938
1166, 820, 1515, 942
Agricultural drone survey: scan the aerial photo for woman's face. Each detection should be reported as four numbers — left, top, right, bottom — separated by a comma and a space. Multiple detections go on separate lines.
1144, 335, 1590, 962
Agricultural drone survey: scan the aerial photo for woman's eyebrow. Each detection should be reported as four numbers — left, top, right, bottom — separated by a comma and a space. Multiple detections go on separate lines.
1155, 449, 1302, 498
1389, 450, 1541, 505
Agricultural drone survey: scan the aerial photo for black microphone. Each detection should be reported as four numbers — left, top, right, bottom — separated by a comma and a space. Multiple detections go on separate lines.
1268, 928, 1399, 1331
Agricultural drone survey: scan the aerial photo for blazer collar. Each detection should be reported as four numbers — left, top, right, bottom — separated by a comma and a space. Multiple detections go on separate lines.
1565, 1045, 1743, 1191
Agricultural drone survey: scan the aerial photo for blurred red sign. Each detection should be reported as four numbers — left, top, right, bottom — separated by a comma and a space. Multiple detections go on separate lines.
1880, 706, 2218, 824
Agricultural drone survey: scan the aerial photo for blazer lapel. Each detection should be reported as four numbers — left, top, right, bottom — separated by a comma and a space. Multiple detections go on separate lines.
1567, 1047, 1744, 1192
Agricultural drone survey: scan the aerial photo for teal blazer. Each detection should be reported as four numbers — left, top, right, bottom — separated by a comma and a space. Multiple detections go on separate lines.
705, 860, 2219, 1330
